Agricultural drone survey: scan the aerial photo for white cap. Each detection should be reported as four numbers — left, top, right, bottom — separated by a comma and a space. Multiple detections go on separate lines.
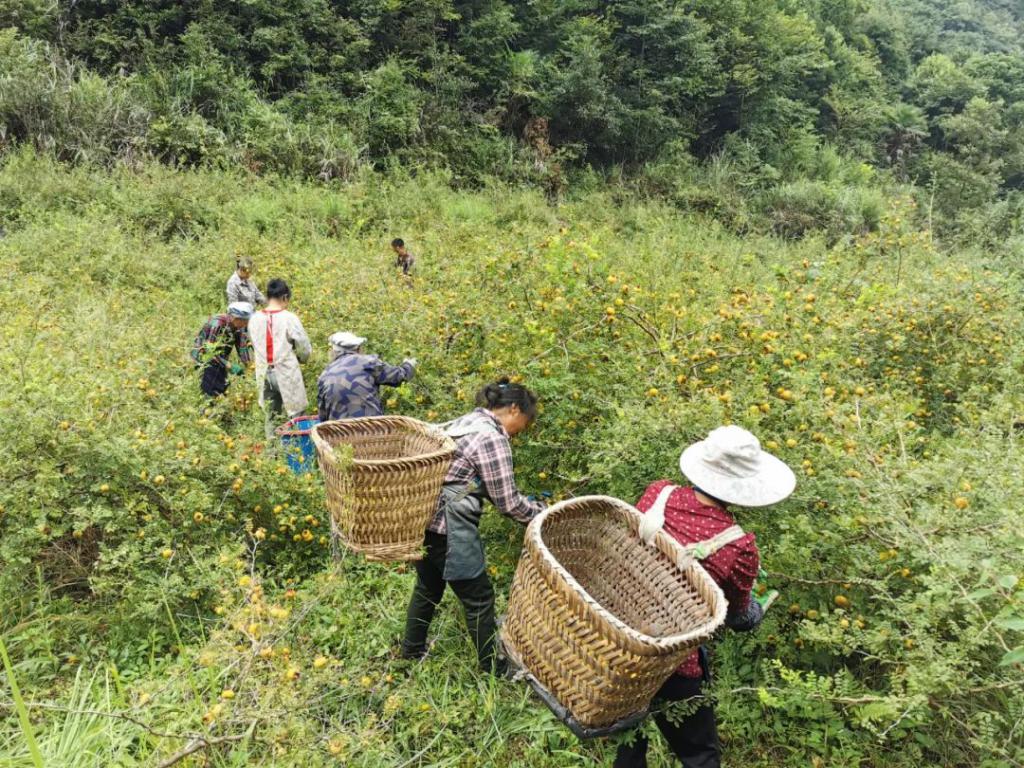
679, 425, 796, 507
227, 301, 254, 319
328, 331, 366, 353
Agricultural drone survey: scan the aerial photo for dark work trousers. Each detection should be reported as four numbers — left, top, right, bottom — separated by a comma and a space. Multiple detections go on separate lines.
200, 362, 229, 397
401, 531, 498, 670
613, 649, 720, 768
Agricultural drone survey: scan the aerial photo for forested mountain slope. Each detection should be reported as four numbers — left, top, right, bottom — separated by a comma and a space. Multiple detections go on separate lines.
1, 1, 1022, 242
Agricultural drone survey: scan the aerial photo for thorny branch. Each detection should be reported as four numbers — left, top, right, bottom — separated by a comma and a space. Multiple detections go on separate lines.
156, 732, 249, 768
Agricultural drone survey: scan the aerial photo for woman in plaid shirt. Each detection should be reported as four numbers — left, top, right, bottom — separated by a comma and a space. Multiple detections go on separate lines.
401, 379, 545, 673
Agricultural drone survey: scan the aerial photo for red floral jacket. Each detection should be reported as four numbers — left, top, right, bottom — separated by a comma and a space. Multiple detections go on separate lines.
637, 481, 762, 678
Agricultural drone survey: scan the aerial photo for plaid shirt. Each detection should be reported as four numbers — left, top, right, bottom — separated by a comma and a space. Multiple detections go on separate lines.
637, 481, 760, 677
191, 314, 253, 368
428, 408, 544, 534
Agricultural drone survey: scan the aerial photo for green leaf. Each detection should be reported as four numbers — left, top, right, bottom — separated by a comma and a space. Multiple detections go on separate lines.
995, 617, 1024, 631
0, 637, 45, 768
998, 647, 1024, 666
757, 687, 781, 707
997, 574, 1019, 590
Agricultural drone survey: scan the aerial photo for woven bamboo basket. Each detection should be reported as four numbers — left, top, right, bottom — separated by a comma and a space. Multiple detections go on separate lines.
312, 416, 456, 562
500, 495, 728, 733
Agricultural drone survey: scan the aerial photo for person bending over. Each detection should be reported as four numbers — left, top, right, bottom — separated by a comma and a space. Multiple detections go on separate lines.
615, 425, 795, 768
401, 380, 545, 673
317, 331, 417, 420
191, 302, 253, 398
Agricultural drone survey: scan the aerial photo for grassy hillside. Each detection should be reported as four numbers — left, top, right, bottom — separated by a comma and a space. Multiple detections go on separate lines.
0, 152, 1022, 766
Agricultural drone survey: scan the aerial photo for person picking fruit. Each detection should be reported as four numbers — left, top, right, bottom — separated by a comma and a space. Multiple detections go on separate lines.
615, 425, 795, 768
316, 331, 417, 420
401, 379, 545, 674
391, 237, 415, 276
226, 256, 266, 307
247, 279, 312, 441
190, 301, 254, 398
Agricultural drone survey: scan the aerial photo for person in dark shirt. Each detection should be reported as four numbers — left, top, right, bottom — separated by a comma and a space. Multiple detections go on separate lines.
190, 302, 254, 397
391, 238, 416, 276
317, 332, 417, 421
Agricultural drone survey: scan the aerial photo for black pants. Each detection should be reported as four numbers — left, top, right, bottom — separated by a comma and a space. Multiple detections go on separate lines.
613, 654, 720, 768
401, 531, 498, 670
200, 362, 229, 397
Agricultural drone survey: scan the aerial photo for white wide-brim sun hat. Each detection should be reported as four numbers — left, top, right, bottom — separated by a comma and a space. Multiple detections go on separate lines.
679, 425, 796, 507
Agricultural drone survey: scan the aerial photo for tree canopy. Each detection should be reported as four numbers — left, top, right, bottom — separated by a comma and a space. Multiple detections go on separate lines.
0, 0, 1022, 238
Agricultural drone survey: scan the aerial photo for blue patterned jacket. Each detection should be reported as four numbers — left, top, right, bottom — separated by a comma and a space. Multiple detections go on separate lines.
317, 352, 415, 421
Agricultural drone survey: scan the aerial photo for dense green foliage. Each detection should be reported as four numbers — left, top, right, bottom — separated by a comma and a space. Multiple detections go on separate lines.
0, 154, 1022, 766
1, 0, 1023, 241
2, 1, 1024, 766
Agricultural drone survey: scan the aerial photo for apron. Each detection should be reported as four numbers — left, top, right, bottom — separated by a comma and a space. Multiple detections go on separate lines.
250, 310, 309, 416
439, 419, 500, 581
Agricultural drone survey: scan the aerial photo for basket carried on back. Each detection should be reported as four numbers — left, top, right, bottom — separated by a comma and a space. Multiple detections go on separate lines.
312, 416, 456, 562
500, 495, 727, 736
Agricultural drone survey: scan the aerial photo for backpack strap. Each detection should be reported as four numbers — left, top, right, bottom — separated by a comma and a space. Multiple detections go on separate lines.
638, 483, 747, 558
686, 525, 746, 560
639, 484, 677, 545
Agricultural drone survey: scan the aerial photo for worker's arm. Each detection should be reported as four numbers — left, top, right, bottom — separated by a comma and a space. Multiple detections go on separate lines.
190, 330, 205, 366
725, 597, 765, 632
473, 433, 545, 524
316, 376, 330, 422
236, 329, 254, 367
374, 357, 416, 386
723, 540, 765, 632
288, 315, 313, 363
191, 319, 228, 367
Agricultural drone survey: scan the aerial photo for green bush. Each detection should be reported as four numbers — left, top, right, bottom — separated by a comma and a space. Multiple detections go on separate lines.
0, 156, 1021, 766
0, 30, 150, 164
760, 180, 887, 240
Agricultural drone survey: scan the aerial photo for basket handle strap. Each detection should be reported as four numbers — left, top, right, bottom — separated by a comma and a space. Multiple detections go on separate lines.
685, 525, 746, 559
639, 484, 677, 546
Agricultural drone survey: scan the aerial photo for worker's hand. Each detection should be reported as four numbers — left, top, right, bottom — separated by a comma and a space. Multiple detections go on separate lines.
404, 357, 418, 368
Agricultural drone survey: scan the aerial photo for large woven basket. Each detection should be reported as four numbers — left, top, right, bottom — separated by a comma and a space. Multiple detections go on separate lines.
312, 416, 456, 562
501, 495, 728, 734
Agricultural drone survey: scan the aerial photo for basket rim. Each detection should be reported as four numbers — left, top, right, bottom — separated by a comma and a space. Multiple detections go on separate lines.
527, 494, 728, 651
311, 415, 456, 467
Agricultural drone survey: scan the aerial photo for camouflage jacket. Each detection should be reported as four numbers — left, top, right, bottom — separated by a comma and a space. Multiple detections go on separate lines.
316, 352, 414, 421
